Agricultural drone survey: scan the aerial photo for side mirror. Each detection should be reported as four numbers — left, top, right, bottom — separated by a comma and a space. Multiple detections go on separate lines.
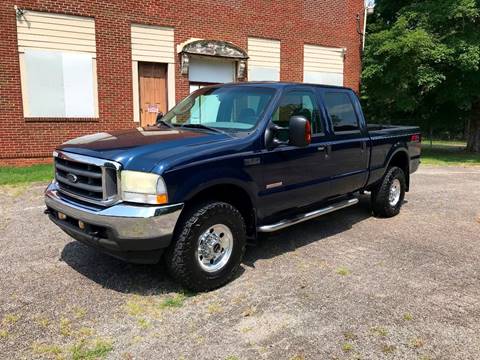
155, 112, 164, 124
289, 115, 311, 147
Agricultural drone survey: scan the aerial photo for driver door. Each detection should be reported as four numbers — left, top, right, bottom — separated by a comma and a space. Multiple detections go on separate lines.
258, 87, 330, 221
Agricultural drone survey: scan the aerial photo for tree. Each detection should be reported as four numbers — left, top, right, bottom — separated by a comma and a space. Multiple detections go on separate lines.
361, 0, 480, 152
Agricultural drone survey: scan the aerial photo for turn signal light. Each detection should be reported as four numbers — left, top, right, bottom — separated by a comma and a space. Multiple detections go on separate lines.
305, 121, 312, 145
156, 194, 168, 204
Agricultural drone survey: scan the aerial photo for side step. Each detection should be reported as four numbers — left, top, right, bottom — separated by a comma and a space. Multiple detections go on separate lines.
257, 198, 359, 233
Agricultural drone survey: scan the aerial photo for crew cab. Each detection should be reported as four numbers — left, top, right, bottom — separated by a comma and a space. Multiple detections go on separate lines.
45, 82, 421, 291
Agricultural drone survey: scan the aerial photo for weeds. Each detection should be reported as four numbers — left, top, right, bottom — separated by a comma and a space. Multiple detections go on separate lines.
336, 267, 351, 276
71, 338, 113, 360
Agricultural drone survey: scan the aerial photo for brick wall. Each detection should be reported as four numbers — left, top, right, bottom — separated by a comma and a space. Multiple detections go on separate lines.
0, 0, 364, 165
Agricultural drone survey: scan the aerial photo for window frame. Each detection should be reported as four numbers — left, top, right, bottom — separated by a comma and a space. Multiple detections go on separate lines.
321, 90, 361, 135
271, 87, 325, 137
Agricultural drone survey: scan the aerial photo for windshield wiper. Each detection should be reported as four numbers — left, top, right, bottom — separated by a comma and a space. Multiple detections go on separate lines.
180, 123, 228, 135
156, 119, 174, 128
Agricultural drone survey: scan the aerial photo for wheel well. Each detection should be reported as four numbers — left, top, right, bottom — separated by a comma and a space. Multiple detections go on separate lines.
389, 151, 410, 191
185, 184, 256, 237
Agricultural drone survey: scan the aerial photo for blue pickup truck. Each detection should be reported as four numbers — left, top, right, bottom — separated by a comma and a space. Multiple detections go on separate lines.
45, 82, 421, 291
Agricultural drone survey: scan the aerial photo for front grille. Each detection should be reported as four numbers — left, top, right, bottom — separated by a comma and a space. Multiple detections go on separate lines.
54, 152, 120, 206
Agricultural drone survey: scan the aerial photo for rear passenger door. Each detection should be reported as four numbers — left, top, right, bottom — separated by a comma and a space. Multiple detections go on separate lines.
319, 89, 369, 196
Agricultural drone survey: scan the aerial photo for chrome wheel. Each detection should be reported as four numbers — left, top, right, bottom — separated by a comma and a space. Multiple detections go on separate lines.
389, 179, 401, 206
196, 224, 233, 273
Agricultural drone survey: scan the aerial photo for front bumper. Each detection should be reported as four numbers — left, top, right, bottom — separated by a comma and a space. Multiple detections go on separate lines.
45, 182, 183, 263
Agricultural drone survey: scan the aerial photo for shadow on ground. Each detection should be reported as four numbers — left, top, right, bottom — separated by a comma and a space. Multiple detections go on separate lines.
243, 194, 373, 266
61, 195, 373, 294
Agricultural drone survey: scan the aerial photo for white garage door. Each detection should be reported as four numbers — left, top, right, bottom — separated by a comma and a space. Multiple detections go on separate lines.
303, 45, 344, 86
188, 57, 235, 84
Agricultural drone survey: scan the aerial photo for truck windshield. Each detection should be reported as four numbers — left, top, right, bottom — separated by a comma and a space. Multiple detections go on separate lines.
162, 86, 276, 132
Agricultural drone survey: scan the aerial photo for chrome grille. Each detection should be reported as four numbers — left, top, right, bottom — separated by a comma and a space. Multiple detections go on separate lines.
54, 151, 121, 206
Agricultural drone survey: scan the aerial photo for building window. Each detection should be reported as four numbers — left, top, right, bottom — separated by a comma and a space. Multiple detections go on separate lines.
23, 50, 96, 117
16, 10, 98, 118
304, 45, 345, 86
248, 37, 280, 81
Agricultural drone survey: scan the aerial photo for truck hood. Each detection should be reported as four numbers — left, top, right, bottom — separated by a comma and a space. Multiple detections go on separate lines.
57, 126, 233, 172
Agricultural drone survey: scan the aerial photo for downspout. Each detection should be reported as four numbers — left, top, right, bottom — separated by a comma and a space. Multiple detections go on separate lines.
357, 3, 375, 52
362, 5, 368, 51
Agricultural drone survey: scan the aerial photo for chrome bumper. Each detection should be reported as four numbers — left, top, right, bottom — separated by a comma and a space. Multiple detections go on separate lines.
45, 182, 183, 241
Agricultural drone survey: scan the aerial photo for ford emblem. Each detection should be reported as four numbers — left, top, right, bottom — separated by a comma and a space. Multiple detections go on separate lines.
66, 173, 78, 183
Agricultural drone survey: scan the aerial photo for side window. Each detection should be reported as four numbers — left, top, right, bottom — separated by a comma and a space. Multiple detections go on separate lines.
272, 90, 322, 134
323, 92, 359, 132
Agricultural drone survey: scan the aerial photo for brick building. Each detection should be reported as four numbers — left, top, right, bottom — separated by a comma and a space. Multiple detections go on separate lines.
0, 0, 365, 165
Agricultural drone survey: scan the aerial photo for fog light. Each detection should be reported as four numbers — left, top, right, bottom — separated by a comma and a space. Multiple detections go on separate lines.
78, 220, 86, 230
58, 212, 67, 220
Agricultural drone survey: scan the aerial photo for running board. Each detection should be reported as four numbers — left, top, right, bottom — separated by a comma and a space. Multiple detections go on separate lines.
257, 198, 359, 233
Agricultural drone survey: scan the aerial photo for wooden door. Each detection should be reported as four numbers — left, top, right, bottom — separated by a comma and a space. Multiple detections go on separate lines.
139, 62, 167, 126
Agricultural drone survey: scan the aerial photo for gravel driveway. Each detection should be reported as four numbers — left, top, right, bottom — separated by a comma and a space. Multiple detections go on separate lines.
1, 166, 479, 360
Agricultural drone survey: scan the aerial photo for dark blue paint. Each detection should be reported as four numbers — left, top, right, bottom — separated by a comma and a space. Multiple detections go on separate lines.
57, 82, 421, 226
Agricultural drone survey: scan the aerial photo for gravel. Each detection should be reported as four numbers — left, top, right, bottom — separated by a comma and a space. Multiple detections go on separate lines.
0, 165, 479, 360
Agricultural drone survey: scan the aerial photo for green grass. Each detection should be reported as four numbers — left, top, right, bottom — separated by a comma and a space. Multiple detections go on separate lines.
421, 140, 480, 166
71, 339, 113, 360
0, 164, 53, 185
159, 293, 188, 309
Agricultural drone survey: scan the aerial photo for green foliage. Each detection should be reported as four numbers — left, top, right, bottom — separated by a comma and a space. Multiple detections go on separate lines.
362, 0, 480, 141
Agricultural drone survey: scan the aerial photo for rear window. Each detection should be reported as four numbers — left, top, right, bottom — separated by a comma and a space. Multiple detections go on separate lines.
324, 92, 359, 132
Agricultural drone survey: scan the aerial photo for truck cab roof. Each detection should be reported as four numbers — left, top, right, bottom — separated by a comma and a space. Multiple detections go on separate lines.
200, 81, 355, 92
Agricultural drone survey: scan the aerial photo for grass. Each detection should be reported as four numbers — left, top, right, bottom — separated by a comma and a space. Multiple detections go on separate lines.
0, 164, 53, 185
336, 266, 351, 276
343, 331, 358, 341
342, 342, 354, 352
370, 326, 388, 337
137, 318, 151, 329
31, 342, 63, 358
159, 292, 195, 309
59, 317, 72, 337
381, 344, 396, 354
421, 140, 480, 166
2, 313, 19, 325
71, 339, 113, 360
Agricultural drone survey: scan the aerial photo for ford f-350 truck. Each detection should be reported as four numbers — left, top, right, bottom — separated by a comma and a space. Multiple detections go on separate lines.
45, 82, 421, 291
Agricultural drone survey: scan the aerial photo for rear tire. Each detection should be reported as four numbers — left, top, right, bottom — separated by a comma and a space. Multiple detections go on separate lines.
371, 166, 406, 218
164, 201, 246, 292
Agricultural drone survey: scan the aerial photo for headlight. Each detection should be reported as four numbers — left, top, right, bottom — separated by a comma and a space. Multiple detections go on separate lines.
120, 170, 168, 205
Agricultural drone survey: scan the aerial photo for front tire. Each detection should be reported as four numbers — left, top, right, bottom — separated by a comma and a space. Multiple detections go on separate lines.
165, 201, 246, 292
371, 166, 406, 218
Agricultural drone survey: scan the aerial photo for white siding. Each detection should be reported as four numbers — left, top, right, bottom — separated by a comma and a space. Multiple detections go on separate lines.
248, 37, 280, 81
131, 24, 174, 63
16, 11, 96, 54
303, 45, 344, 86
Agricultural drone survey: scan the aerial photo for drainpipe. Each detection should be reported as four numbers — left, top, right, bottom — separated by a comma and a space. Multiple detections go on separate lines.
358, 3, 375, 51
